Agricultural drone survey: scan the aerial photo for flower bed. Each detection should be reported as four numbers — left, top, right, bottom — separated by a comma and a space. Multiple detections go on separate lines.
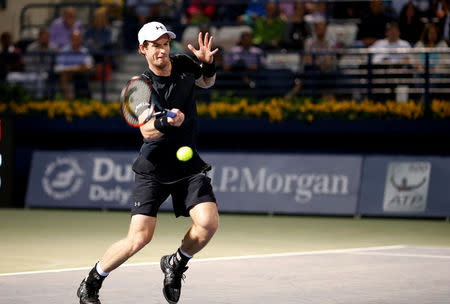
1, 98, 449, 122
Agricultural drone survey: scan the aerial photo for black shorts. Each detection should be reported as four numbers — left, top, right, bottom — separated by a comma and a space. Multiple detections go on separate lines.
131, 172, 217, 218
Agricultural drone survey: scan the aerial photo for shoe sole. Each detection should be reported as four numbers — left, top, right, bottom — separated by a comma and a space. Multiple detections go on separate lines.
162, 288, 178, 304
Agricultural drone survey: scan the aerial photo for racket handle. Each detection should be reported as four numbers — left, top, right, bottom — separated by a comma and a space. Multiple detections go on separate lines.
166, 111, 176, 118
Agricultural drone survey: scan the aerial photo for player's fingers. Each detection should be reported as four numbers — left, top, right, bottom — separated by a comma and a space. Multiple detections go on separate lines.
169, 109, 184, 126
198, 32, 203, 48
207, 35, 214, 50
187, 44, 196, 53
210, 47, 219, 56
204, 32, 209, 47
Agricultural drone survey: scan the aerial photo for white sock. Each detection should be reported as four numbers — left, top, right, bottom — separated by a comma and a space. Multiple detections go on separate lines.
178, 247, 193, 259
96, 262, 109, 277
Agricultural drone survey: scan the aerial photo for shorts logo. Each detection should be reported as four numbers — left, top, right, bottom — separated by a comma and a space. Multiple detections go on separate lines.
383, 162, 431, 212
42, 157, 84, 200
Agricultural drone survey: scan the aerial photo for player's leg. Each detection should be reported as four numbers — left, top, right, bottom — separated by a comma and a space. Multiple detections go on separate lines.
78, 172, 168, 304
100, 214, 157, 272
77, 215, 157, 304
181, 201, 219, 255
161, 174, 218, 303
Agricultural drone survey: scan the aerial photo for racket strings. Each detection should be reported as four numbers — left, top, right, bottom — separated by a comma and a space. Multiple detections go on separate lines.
121, 79, 152, 126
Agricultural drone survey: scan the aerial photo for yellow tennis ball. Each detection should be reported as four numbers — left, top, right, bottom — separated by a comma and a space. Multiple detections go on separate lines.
176, 146, 193, 162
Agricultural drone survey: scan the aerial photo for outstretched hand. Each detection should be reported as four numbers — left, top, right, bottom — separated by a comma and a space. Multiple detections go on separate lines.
187, 32, 219, 64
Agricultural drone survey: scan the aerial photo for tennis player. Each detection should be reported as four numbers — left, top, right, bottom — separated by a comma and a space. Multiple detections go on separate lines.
77, 21, 219, 304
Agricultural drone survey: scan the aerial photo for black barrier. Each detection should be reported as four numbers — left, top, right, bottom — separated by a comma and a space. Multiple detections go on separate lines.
0, 118, 13, 206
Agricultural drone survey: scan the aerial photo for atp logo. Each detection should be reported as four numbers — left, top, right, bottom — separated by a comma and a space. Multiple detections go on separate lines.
42, 157, 84, 200
383, 162, 431, 212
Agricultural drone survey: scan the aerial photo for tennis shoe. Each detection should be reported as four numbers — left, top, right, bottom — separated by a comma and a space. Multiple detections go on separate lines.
160, 254, 188, 304
77, 268, 104, 304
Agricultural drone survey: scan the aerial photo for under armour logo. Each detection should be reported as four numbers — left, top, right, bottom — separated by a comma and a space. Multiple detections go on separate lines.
155, 26, 164, 30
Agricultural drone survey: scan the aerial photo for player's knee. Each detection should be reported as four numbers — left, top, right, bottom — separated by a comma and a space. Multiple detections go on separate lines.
199, 215, 219, 236
208, 216, 219, 234
131, 232, 153, 253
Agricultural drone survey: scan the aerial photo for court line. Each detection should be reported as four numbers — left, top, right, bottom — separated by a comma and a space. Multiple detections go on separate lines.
0, 245, 405, 277
348, 252, 450, 259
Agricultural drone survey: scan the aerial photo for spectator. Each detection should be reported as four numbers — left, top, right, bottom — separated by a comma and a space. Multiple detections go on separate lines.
281, 2, 310, 50
300, 21, 338, 99
124, 0, 176, 50
223, 31, 265, 71
223, 31, 265, 89
55, 31, 94, 100
252, 1, 285, 50
304, 1, 329, 24
238, 2, 266, 25
415, 20, 450, 99
84, 7, 113, 63
127, 0, 175, 24
24, 28, 58, 98
438, 0, 450, 42
398, 2, 424, 46
215, 0, 247, 23
49, 7, 83, 50
279, 2, 295, 20
393, 0, 430, 17
370, 21, 412, 65
356, 0, 393, 47
303, 21, 337, 72
414, 23, 449, 71
369, 22, 412, 101
25, 29, 58, 72
186, 0, 217, 24
126, 0, 156, 24
0, 32, 23, 81
331, 1, 366, 19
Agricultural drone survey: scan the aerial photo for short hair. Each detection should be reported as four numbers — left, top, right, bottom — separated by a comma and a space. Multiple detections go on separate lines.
386, 21, 399, 31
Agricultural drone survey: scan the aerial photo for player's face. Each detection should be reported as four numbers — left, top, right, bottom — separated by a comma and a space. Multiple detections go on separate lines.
143, 34, 171, 69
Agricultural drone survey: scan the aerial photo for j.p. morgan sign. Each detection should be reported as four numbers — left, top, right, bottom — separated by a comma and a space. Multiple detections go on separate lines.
26, 151, 362, 215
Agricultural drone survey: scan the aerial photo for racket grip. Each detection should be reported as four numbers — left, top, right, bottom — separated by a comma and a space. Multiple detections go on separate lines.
166, 111, 176, 118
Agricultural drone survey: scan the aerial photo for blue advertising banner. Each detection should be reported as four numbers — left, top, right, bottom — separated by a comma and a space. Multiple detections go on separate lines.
358, 156, 450, 217
203, 153, 362, 215
26, 151, 135, 209
26, 151, 362, 215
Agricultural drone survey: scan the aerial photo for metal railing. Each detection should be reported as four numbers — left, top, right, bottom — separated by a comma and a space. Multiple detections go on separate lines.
5, 48, 450, 109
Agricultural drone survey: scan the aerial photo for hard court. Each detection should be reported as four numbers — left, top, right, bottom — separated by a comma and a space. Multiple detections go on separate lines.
1, 245, 449, 303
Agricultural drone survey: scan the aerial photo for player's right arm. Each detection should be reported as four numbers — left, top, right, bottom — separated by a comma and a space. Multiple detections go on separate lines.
139, 108, 185, 140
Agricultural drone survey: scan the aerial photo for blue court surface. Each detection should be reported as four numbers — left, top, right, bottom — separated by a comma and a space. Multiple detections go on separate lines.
1, 245, 449, 304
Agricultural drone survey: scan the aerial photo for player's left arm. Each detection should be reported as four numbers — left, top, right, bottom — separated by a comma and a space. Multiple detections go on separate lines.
187, 32, 219, 88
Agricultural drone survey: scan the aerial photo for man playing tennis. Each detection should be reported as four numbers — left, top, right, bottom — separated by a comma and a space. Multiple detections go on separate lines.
77, 21, 219, 304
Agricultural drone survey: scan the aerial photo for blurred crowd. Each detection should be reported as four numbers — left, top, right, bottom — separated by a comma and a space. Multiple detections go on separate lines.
1, 0, 450, 100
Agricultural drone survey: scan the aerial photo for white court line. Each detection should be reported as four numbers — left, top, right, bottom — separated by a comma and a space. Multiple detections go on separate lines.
348, 252, 450, 260
0, 245, 405, 277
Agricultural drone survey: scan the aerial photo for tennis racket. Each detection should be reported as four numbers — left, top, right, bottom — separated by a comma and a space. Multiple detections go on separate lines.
120, 76, 176, 127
